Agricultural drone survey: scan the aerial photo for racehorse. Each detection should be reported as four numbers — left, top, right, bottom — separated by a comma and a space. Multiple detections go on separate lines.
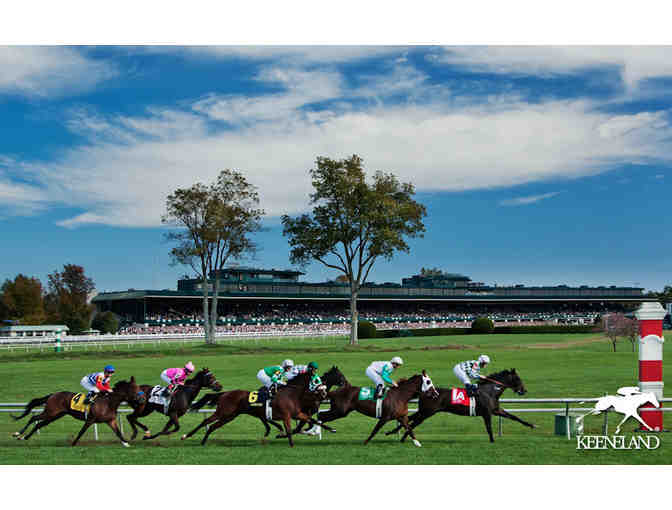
284, 365, 348, 436
12, 378, 145, 447
575, 387, 660, 434
124, 368, 222, 440
188, 365, 347, 438
182, 372, 334, 447
316, 370, 439, 447
385, 368, 535, 443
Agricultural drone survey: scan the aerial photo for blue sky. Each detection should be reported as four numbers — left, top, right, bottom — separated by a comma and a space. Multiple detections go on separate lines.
1, 46, 671, 292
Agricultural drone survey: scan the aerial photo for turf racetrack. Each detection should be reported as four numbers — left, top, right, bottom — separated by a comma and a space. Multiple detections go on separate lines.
1, 333, 669, 464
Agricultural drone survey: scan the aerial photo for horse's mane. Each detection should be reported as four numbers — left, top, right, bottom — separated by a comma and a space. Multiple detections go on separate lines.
484, 369, 515, 382
397, 373, 422, 385
185, 368, 209, 386
112, 379, 131, 391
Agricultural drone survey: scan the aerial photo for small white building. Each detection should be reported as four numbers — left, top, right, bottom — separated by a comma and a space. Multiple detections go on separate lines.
0, 325, 69, 337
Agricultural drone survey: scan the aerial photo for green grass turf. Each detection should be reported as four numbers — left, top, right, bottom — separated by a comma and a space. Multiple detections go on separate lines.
0, 332, 668, 464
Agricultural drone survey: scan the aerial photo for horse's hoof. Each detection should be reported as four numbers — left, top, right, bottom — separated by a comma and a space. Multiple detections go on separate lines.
122, 442, 130, 448
412, 439, 422, 448
181, 434, 187, 440
530, 424, 537, 429
144, 431, 151, 437
12, 432, 20, 438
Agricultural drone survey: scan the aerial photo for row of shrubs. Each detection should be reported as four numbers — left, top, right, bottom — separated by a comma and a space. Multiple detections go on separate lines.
357, 318, 596, 339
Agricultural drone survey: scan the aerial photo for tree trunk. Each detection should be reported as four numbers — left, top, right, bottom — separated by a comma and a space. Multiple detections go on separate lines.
349, 289, 359, 346
202, 277, 212, 345
210, 271, 221, 346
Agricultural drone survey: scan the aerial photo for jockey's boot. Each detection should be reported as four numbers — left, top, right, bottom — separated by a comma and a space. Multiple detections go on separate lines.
84, 391, 95, 405
466, 384, 478, 397
269, 383, 278, 398
162, 385, 173, 399
375, 384, 384, 399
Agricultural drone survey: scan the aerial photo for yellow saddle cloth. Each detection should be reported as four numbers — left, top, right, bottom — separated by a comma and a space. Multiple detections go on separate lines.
70, 393, 92, 413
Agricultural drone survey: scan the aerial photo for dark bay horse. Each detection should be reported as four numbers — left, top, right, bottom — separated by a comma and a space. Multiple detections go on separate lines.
317, 370, 439, 447
187, 365, 347, 438
12, 378, 145, 447
385, 368, 536, 443
183, 372, 334, 447
125, 368, 222, 440
285, 365, 347, 435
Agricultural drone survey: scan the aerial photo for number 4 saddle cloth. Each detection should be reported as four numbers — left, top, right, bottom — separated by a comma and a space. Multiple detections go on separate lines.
450, 388, 477, 416
70, 393, 92, 414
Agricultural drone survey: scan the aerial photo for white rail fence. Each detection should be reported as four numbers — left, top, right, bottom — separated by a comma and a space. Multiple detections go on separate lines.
0, 330, 348, 350
3, 398, 670, 441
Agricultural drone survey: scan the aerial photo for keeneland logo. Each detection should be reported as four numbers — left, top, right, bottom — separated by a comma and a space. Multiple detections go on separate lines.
576, 435, 660, 450
574, 386, 661, 450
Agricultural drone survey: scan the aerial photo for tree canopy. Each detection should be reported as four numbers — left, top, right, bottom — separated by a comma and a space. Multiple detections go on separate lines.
163, 169, 264, 344
282, 155, 426, 344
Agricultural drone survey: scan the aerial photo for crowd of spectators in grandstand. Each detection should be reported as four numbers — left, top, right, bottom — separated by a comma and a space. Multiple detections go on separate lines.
112, 301, 626, 336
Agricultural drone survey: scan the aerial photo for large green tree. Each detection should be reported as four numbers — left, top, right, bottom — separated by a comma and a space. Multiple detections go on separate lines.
1, 274, 46, 324
91, 311, 120, 334
163, 169, 264, 344
46, 264, 95, 334
282, 155, 426, 345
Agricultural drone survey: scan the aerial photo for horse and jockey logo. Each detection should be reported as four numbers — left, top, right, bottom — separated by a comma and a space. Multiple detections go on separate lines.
576, 386, 660, 434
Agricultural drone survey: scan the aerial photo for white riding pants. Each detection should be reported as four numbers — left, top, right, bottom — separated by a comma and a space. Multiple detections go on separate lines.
160, 370, 172, 385
80, 376, 98, 393
453, 365, 471, 386
257, 369, 273, 388
365, 366, 385, 387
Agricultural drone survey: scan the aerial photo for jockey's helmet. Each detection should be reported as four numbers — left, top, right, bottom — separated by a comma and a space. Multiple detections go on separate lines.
184, 361, 195, 373
478, 354, 490, 365
391, 356, 403, 366
104, 365, 115, 373
282, 359, 294, 369
308, 361, 318, 370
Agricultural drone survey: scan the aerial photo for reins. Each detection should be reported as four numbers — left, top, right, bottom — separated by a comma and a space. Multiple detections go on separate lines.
479, 374, 513, 389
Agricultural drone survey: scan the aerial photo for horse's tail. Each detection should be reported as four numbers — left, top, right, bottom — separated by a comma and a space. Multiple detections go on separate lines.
190, 392, 222, 411
11, 394, 51, 420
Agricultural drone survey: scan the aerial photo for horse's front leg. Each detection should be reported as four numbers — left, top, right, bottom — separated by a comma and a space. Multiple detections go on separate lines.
106, 419, 130, 447
482, 413, 494, 443
398, 414, 422, 447
493, 408, 536, 429
144, 413, 178, 440
127, 412, 150, 440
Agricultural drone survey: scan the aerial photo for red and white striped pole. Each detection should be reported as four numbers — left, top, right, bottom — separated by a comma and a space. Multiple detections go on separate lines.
635, 302, 666, 431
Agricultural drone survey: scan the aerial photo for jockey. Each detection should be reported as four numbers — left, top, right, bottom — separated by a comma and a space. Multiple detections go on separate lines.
290, 361, 323, 436
256, 359, 294, 396
453, 354, 490, 396
365, 356, 403, 399
161, 361, 195, 397
81, 365, 115, 405
285, 361, 320, 383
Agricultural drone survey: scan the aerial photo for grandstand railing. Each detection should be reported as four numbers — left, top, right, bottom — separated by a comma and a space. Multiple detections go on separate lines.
2, 398, 669, 441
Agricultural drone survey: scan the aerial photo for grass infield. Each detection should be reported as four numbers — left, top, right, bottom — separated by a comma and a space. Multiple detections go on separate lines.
0, 332, 669, 464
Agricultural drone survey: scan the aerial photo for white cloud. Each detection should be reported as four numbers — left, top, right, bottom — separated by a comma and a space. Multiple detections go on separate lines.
500, 191, 563, 206
5, 93, 671, 228
192, 67, 343, 125
166, 46, 406, 65
433, 47, 672, 90
0, 46, 117, 97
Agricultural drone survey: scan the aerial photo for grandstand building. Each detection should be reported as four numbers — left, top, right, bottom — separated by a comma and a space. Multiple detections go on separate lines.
92, 267, 646, 325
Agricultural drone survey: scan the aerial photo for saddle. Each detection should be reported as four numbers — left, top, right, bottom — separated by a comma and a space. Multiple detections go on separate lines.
358, 386, 388, 401
149, 385, 171, 413
70, 393, 92, 414
250, 387, 272, 406
451, 388, 477, 416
